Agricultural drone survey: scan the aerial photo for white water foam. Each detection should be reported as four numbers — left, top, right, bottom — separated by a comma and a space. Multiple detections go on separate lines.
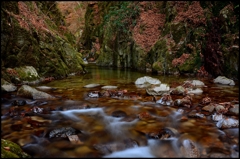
52, 107, 105, 121
103, 145, 155, 158
103, 138, 180, 158
104, 116, 139, 138
52, 108, 138, 139
148, 137, 181, 157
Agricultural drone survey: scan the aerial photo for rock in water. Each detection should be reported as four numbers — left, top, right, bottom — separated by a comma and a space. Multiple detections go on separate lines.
135, 76, 161, 85
83, 83, 100, 88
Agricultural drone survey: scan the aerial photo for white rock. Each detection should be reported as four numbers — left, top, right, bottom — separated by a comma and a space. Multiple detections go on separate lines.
135, 76, 161, 85
84, 83, 100, 88
88, 92, 99, 98
191, 80, 206, 87
213, 76, 235, 85
153, 84, 170, 92
135, 77, 146, 85
36, 86, 55, 90
135, 83, 151, 88
145, 76, 161, 85
187, 88, 203, 95
156, 98, 173, 106
101, 85, 118, 89
212, 113, 224, 121
216, 118, 239, 129
177, 109, 184, 114
1, 83, 17, 92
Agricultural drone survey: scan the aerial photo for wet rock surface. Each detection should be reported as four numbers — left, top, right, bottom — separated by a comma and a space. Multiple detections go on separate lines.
49, 127, 77, 138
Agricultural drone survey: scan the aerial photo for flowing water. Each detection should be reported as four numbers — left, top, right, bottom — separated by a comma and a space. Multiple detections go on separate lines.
1, 63, 239, 158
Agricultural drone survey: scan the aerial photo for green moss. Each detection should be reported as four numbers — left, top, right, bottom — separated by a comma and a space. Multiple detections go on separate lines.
96, 47, 114, 66
64, 32, 76, 45
171, 22, 187, 44
161, 23, 171, 37
178, 58, 195, 73
164, 2, 177, 23
76, 54, 85, 68
45, 18, 58, 31
222, 46, 239, 79
1, 1, 86, 80
152, 61, 162, 70
60, 60, 69, 73
15, 66, 39, 81
1, 139, 31, 158
192, 27, 206, 42
149, 39, 167, 62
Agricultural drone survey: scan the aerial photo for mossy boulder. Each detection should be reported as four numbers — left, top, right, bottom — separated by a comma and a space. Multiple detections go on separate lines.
38, 38, 86, 77
1, 1, 86, 81
1, 139, 31, 158
15, 66, 40, 81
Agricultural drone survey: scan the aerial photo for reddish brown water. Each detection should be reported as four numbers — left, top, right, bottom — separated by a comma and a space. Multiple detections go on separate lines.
1, 64, 239, 158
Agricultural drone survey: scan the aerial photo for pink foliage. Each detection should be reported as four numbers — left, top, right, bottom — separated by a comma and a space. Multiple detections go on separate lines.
92, 38, 101, 52
133, 2, 165, 52
172, 53, 191, 67
173, 1, 206, 27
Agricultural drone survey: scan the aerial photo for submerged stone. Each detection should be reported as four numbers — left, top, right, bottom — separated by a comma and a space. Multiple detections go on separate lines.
49, 127, 77, 138
17, 85, 55, 99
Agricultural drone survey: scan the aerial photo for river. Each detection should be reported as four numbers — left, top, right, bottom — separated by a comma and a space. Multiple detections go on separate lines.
1, 63, 239, 158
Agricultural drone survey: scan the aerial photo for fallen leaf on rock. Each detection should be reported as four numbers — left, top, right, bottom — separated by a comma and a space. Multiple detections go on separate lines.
68, 135, 83, 145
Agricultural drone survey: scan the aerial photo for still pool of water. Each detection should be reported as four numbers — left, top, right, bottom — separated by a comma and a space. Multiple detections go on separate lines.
1, 64, 239, 158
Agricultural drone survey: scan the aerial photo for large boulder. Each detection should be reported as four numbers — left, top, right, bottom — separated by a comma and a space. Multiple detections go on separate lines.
15, 66, 40, 81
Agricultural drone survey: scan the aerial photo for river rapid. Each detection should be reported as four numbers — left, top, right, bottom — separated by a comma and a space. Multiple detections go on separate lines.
1, 64, 239, 158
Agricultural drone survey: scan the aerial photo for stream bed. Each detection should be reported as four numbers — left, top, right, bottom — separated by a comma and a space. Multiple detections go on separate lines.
1, 64, 239, 158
